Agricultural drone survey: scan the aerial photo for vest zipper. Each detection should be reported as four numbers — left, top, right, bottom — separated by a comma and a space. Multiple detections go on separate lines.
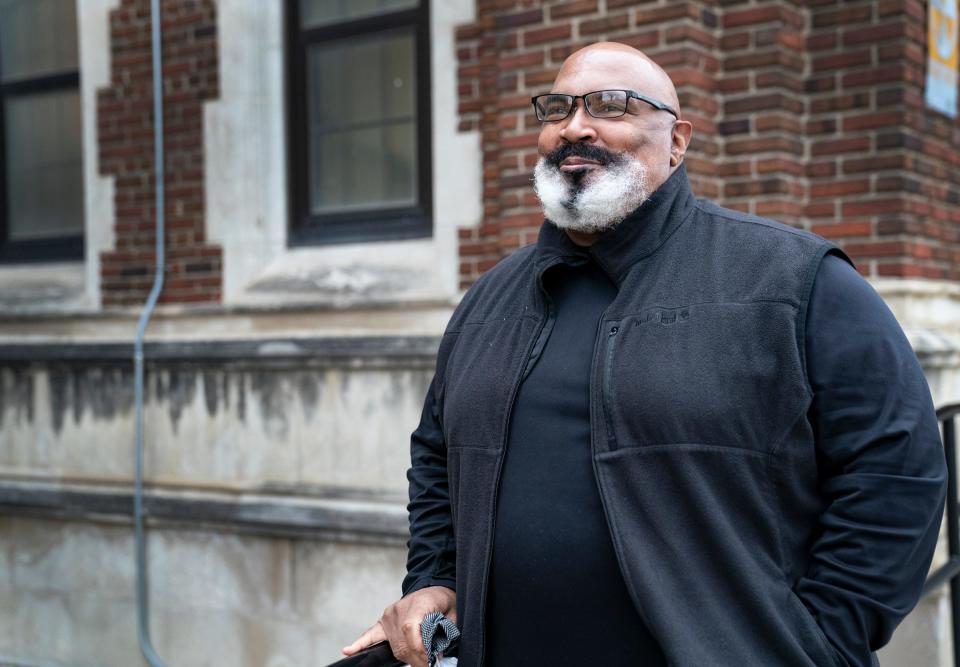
601, 322, 620, 451
590, 316, 657, 643
476, 264, 559, 667
520, 289, 556, 382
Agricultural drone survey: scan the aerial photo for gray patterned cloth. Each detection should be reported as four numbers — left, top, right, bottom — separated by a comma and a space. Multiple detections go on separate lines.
419, 611, 460, 667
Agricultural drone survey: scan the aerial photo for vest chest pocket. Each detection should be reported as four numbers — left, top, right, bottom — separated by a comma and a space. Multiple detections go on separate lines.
604, 302, 810, 453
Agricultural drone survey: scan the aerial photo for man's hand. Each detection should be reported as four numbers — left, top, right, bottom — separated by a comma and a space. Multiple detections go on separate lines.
341, 586, 457, 667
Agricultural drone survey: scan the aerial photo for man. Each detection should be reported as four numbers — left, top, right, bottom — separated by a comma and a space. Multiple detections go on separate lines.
343, 43, 947, 667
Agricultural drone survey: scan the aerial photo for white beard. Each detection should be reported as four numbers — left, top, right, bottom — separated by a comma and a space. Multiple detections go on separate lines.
533, 154, 650, 234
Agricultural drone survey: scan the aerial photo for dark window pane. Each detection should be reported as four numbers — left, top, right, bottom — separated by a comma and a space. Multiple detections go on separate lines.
4, 89, 84, 240
310, 122, 416, 214
307, 32, 417, 214
0, 0, 79, 83
299, 0, 418, 29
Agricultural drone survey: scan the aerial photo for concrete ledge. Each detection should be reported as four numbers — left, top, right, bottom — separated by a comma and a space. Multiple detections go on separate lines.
0, 478, 409, 544
0, 656, 70, 667
0, 335, 439, 366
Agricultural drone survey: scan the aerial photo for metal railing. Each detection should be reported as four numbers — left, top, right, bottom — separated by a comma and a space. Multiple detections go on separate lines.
923, 402, 960, 667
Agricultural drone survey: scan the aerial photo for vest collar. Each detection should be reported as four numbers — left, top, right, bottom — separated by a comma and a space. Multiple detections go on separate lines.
533, 164, 696, 285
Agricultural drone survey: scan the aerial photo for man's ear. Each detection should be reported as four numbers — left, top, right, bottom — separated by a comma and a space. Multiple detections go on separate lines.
670, 120, 693, 165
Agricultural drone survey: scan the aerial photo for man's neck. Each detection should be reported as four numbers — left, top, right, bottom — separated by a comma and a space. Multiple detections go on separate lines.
564, 229, 602, 246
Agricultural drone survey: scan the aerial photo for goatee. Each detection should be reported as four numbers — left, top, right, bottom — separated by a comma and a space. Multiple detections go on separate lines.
533, 144, 650, 235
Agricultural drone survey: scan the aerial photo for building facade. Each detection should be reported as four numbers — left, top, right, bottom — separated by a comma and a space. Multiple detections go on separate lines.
0, 0, 958, 665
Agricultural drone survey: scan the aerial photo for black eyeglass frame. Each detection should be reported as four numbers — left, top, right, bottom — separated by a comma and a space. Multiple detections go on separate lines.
531, 89, 680, 122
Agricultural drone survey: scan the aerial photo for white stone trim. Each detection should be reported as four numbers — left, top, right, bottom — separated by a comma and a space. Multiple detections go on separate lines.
79, 0, 121, 311
872, 278, 960, 407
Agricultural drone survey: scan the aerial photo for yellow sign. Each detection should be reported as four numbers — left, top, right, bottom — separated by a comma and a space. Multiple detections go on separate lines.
931, 0, 958, 66
927, 0, 959, 117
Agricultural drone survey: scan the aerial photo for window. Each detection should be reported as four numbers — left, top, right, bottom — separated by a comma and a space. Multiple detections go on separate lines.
0, 0, 83, 263
287, 0, 432, 244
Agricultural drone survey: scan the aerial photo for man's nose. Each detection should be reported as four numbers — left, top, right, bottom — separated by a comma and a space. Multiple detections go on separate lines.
559, 102, 597, 143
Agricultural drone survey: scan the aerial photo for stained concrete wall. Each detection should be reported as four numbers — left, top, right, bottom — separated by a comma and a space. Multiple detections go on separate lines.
0, 515, 405, 667
0, 346, 431, 495
0, 336, 430, 666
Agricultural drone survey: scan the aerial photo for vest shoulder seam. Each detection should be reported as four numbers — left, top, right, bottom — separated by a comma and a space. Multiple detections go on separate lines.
694, 201, 830, 245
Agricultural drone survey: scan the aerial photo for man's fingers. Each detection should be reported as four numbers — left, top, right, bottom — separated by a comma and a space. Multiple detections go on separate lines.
341, 621, 386, 656
394, 621, 429, 667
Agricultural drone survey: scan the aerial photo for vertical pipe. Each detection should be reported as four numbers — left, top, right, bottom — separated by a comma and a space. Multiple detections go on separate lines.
133, 0, 168, 665
946, 416, 960, 667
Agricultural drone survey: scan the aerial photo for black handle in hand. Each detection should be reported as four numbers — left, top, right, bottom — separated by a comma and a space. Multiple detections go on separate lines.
324, 641, 406, 667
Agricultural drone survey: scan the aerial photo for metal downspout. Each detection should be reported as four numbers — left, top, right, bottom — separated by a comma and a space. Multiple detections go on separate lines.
133, 0, 168, 664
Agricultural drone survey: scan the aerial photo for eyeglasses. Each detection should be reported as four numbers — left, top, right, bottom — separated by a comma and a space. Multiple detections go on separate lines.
531, 89, 680, 122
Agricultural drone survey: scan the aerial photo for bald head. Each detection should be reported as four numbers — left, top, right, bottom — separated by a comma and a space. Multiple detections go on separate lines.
556, 42, 681, 118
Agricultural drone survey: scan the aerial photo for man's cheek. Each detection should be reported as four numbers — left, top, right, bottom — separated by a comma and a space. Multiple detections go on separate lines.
537, 131, 558, 156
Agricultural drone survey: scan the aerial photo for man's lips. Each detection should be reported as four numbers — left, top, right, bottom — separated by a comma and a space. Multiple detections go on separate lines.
559, 157, 602, 173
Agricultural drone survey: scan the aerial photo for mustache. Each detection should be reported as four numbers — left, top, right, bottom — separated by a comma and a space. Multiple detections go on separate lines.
544, 143, 621, 168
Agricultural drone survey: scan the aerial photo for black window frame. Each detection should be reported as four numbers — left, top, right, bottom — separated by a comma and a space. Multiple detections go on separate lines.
286, 0, 433, 246
0, 34, 84, 264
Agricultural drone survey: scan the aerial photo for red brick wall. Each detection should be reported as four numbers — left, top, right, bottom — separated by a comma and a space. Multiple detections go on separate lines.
718, 1, 806, 223
455, 0, 960, 287
805, 0, 960, 279
98, 0, 221, 307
